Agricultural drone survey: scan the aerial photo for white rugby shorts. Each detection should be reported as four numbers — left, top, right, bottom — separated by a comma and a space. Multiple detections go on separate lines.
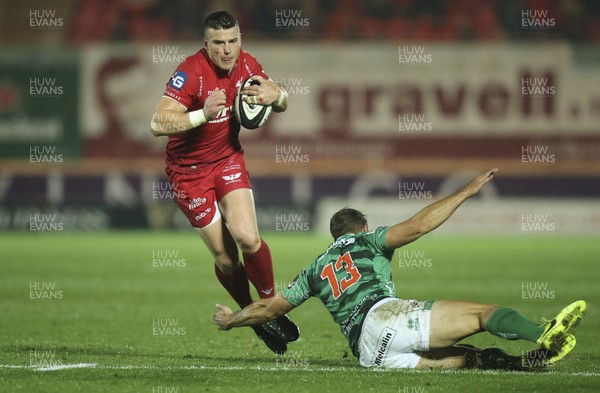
357, 298, 434, 368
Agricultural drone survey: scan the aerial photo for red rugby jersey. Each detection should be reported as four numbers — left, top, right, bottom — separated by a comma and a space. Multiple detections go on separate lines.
162, 48, 268, 170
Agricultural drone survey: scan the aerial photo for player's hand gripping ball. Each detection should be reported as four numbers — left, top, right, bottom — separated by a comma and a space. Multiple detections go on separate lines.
234, 77, 272, 129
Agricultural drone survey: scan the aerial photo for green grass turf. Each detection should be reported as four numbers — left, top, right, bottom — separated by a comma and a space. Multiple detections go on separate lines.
0, 231, 598, 392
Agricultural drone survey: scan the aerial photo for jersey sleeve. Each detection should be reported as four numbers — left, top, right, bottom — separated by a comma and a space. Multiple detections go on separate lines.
163, 59, 199, 109
242, 51, 269, 80
282, 268, 313, 307
357, 226, 394, 258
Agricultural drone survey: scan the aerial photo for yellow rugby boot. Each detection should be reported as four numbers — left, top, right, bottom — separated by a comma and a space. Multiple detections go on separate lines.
536, 300, 586, 351
545, 334, 577, 365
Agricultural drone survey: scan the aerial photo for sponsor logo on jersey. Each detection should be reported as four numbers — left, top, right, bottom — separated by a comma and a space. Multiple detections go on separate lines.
340, 293, 379, 336
319, 236, 356, 261
372, 327, 397, 366
224, 163, 241, 172
409, 300, 421, 309
260, 288, 274, 296
194, 207, 212, 222
287, 276, 299, 289
188, 197, 207, 210
208, 106, 234, 124
169, 71, 187, 91
222, 172, 242, 182
164, 90, 180, 101
407, 317, 420, 331
243, 59, 253, 76
235, 78, 244, 90
207, 88, 226, 95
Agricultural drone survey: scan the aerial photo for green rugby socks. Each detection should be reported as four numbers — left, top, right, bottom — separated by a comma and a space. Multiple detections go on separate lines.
486, 307, 545, 343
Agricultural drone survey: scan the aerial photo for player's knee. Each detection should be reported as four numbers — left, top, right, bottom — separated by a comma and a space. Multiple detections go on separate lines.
479, 304, 500, 329
235, 230, 261, 253
215, 258, 239, 275
212, 245, 239, 270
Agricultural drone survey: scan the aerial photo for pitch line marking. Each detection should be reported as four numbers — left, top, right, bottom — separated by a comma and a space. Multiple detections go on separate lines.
0, 363, 97, 372
1, 363, 599, 377
36, 363, 97, 372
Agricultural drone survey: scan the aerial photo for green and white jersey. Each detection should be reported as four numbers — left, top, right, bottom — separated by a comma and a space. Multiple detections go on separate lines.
282, 226, 396, 357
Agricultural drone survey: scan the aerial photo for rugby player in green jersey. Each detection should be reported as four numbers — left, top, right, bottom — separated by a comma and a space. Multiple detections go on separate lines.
212, 168, 586, 369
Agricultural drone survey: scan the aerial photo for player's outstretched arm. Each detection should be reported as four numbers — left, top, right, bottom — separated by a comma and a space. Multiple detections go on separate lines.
212, 294, 294, 331
385, 168, 498, 249
150, 89, 227, 136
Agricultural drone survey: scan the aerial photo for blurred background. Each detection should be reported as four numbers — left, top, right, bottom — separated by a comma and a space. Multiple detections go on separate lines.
1, 0, 599, 235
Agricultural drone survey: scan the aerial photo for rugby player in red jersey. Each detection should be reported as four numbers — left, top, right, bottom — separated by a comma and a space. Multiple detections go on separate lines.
150, 10, 297, 354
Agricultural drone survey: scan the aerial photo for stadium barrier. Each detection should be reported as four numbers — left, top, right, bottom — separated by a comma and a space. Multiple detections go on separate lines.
315, 197, 600, 236
1, 169, 598, 232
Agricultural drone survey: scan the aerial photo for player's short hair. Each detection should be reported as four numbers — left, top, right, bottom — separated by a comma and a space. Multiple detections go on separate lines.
204, 10, 238, 36
330, 208, 368, 239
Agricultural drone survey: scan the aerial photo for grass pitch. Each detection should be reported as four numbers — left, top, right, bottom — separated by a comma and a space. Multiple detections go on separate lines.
0, 231, 598, 392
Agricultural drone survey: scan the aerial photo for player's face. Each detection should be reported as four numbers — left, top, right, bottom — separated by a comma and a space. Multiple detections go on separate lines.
204, 26, 242, 72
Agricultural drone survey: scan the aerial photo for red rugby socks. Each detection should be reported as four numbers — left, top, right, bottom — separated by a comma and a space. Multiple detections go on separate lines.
242, 238, 275, 299
214, 263, 253, 308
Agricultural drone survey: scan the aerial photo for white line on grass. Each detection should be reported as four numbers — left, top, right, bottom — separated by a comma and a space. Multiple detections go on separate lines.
0, 363, 97, 372
0, 363, 599, 377
36, 363, 97, 372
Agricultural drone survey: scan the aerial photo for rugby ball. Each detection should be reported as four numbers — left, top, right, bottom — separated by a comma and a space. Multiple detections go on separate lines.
234, 77, 272, 129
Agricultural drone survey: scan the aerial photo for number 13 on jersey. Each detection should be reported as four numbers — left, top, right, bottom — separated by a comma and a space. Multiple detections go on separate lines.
320, 252, 362, 299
